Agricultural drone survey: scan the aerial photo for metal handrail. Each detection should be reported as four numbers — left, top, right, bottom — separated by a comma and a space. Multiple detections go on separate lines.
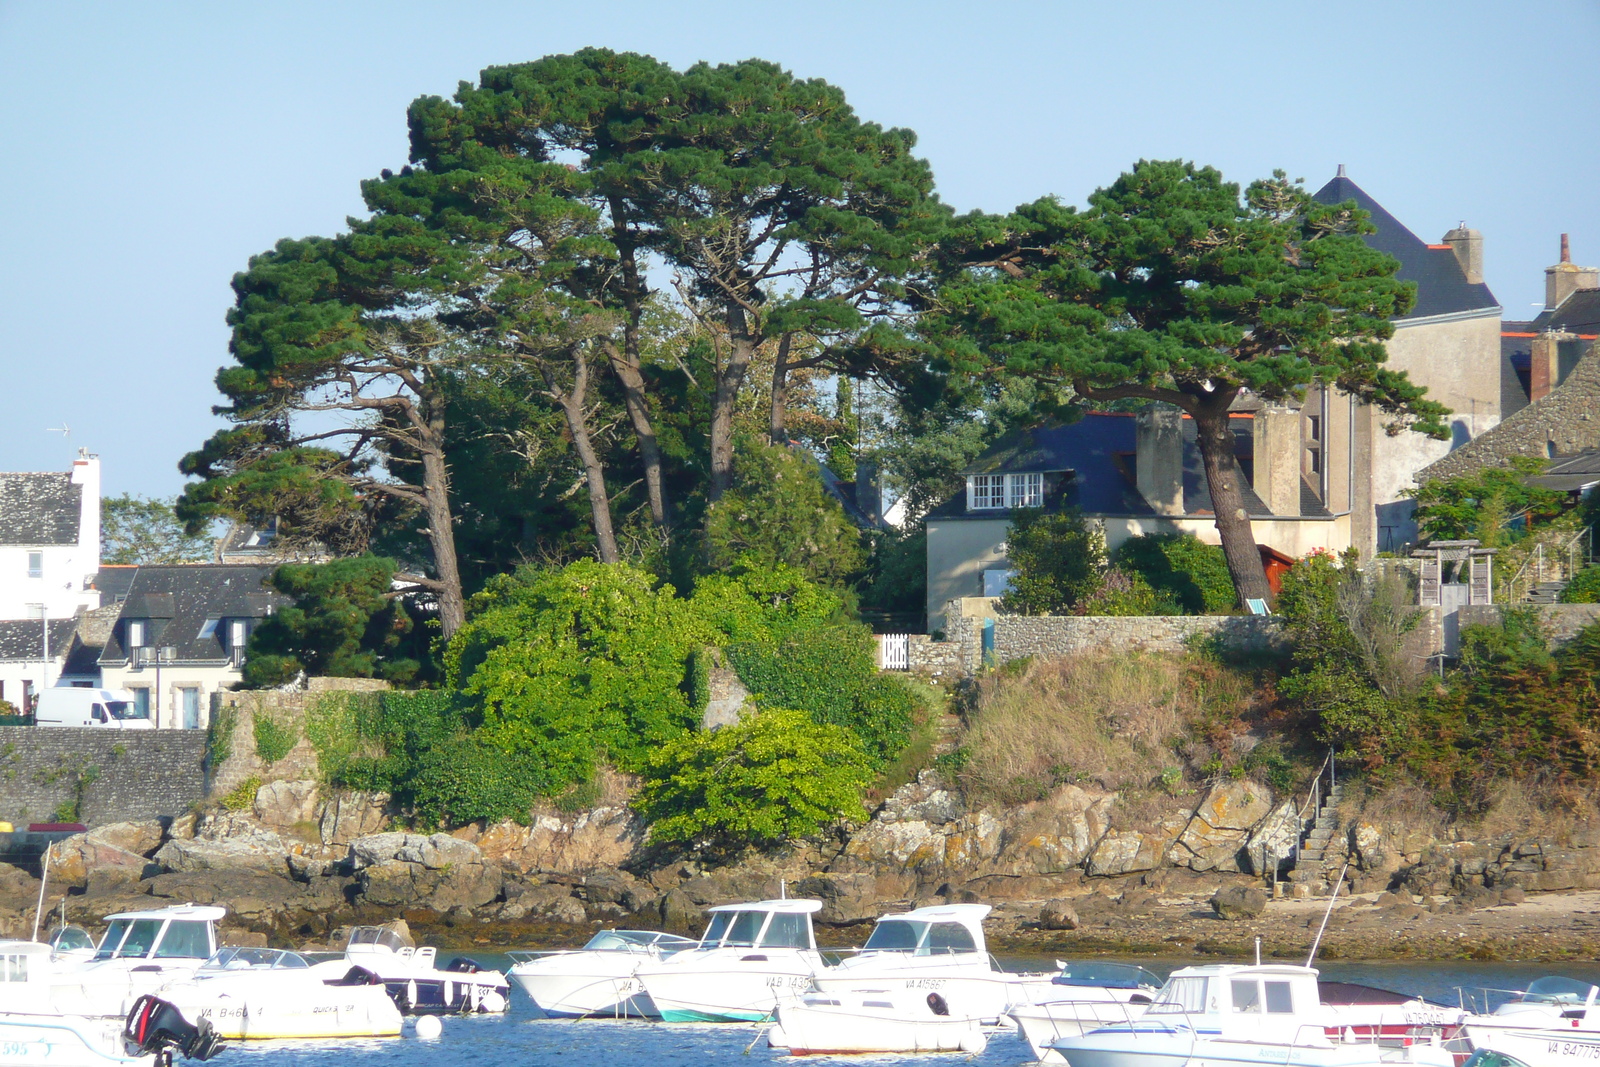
1505, 526, 1593, 604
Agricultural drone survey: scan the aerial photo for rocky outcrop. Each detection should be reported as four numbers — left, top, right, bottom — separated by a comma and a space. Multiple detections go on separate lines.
477, 807, 645, 875
51, 821, 164, 888
1210, 885, 1266, 919
347, 832, 502, 911
153, 811, 293, 877
1166, 781, 1277, 873
253, 780, 321, 830
318, 792, 390, 846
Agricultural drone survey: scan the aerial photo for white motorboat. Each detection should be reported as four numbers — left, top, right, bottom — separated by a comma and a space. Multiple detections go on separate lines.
507, 929, 696, 1018
1008, 962, 1165, 1060
807, 903, 1056, 1023
49, 906, 226, 1018
636, 899, 824, 1023
769, 986, 990, 1055
1458, 976, 1600, 1065
1048, 964, 1454, 1067
155, 946, 403, 1040
0, 940, 222, 1067
341, 926, 509, 1015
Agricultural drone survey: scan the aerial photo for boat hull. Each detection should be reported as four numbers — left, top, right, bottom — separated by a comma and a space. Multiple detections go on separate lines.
1463, 1023, 1600, 1065
507, 968, 655, 1019
0, 1013, 152, 1067
1051, 1028, 1456, 1067
639, 953, 820, 1024
772, 999, 988, 1054
162, 990, 402, 1040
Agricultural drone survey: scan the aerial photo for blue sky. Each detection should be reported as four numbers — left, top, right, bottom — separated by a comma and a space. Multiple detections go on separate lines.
2, 0, 1597, 497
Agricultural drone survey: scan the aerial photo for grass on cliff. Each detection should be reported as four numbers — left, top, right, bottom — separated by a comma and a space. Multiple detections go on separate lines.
954, 651, 1270, 805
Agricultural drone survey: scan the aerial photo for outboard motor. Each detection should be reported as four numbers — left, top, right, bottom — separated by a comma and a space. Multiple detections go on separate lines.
926, 992, 951, 1017
444, 956, 481, 973
327, 964, 384, 986
123, 995, 226, 1062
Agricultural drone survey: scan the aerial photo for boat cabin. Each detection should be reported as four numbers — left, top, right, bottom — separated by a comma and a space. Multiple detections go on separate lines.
92, 905, 224, 963
1145, 964, 1321, 1019
859, 903, 991, 958
0, 939, 54, 1011
696, 899, 821, 951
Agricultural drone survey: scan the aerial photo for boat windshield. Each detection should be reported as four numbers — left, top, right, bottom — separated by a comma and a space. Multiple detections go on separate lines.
347, 927, 408, 953
863, 920, 926, 952
583, 931, 693, 952
1147, 976, 1210, 1015
95, 919, 162, 960
154, 921, 212, 959
760, 912, 811, 949
203, 947, 310, 971
923, 922, 977, 956
1055, 962, 1164, 990
1523, 977, 1599, 1004
699, 910, 768, 947
49, 927, 95, 953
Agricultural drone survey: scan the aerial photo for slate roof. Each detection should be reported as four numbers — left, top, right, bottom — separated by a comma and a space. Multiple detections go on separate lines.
0, 473, 81, 546
60, 605, 120, 678
92, 566, 138, 607
0, 618, 77, 662
933, 413, 1281, 520
1526, 288, 1600, 336
101, 565, 288, 666
1528, 450, 1600, 493
1311, 174, 1500, 322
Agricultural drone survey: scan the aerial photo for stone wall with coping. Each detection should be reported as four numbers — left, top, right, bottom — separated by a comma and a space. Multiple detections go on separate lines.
994, 613, 1284, 662
1457, 603, 1600, 646
0, 728, 208, 828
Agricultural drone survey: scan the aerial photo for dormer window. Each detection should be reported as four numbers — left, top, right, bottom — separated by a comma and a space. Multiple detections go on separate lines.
126, 619, 147, 649
967, 472, 1043, 511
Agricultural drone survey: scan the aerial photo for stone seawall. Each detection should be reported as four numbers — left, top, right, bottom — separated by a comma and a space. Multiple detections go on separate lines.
0, 728, 208, 828
994, 613, 1284, 662
1458, 603, 1600, 645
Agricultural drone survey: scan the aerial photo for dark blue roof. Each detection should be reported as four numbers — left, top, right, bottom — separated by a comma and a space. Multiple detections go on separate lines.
935, 413, 1276, 519
1312, 174, 1499, 322
1527, 288, 1600, 335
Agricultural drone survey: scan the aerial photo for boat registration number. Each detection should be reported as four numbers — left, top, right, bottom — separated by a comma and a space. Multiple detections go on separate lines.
0, 1043, 47, 1060
906, 980, 946, 990
1548, 1042, 1600, 1060
766, 976, 811, 990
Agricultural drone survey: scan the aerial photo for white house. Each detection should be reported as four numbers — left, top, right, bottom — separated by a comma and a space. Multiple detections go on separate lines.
0, 450, 101, 620
98, 564, 288, 729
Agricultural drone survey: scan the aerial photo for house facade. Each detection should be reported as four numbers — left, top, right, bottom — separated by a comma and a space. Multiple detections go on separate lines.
98, 564, 288, 729
0, 451, 101, 621
924, 169, 1511, 630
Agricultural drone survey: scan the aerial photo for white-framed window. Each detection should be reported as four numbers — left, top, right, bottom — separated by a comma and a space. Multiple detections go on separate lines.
126, 619, 147, 649
968, 474, 1006, 510
983, 568, 1015, 597
26, 552, 41, 578
197, 617, 220, 640
1008, 472, 1043, 509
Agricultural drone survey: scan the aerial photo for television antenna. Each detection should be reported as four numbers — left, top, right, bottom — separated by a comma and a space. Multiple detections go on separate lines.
46, 424, 69, 438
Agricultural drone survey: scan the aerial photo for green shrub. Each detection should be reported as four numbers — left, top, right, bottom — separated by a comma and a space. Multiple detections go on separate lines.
221, 776, 262, 812
408, 734, 548, 827
1073, 567, 1181, 616
252, 712, 297, 764
303, 691, 381, 784
1561, 565, 1600, 604
1000, 509, 1104, 615
207, 705, 238, 767
635, 707, 872, 855
1112, 534, 1235, 614
443, 560, 707, 790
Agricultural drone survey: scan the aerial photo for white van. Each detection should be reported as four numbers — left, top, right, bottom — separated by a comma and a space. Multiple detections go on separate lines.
35, 688, 153, 729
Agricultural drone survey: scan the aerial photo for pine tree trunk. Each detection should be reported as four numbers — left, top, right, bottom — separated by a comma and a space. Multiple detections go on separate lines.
768, 332, 793, 443
710, 305, 757, 501
1191, 400, 1274, 608
417, 441, 466, 639
547, 351, 621, 564
605, 339, 670, 528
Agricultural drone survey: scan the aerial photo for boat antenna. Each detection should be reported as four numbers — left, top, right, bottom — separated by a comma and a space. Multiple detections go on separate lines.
1255, 936, 1261, 965
31, 842, 50, 942
1304, 861, 1350, 967
780, 878, 787, 900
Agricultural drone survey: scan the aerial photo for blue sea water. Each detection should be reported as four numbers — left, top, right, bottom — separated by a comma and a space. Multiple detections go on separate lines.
212, 956, 1600, 1067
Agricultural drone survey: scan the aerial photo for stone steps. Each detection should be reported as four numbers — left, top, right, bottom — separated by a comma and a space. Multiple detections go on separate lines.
1528, 581, 1569, 605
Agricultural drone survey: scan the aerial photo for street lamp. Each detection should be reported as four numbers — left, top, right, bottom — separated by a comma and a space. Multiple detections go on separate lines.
152, 646, 177, 729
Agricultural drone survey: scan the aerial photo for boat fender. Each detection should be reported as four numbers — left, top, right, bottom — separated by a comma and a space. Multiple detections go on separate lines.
480, 991, 506, 1014
1130, 994, 1153, 1004
445, 957, 481, 973
406, 979, 418, 1011
927, 992, 950, 1017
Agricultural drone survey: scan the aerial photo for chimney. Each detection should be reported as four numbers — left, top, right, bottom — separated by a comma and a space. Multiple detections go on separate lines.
854, 458, 882, 527
1251, 407, 1301, 517
1442, 223, 1483, 285
1546, 233, 1600, 310
1136, 405, 1185, 515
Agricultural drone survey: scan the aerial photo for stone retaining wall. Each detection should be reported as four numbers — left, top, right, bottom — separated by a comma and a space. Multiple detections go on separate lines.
0, 728, 208, 828
1457, 603, 1600, 646
995, 613, 1284, 662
